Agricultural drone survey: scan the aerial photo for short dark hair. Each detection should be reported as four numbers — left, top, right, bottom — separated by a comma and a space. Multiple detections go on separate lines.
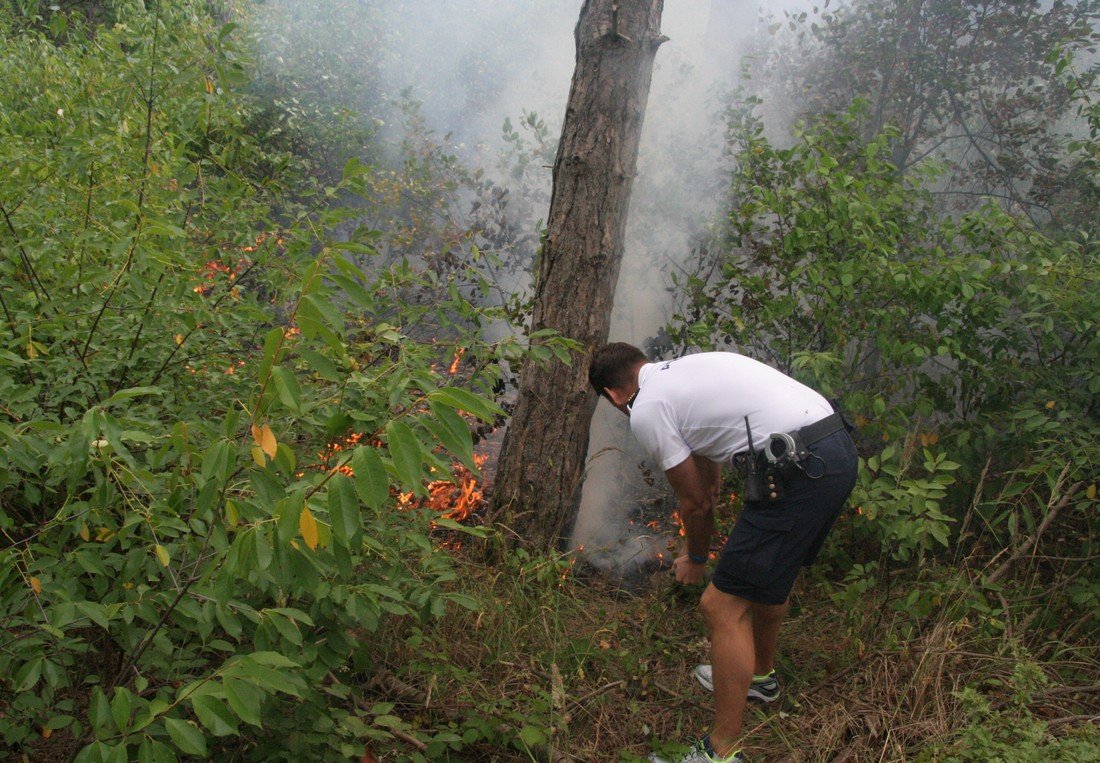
589, 342, 648, 392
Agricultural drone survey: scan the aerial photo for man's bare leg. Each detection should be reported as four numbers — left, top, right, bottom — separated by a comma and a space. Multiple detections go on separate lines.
699, 583, 754, 757
750, 599, 789, 676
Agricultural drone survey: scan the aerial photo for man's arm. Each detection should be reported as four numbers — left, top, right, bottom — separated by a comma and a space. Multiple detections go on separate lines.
664, 453, 720, 584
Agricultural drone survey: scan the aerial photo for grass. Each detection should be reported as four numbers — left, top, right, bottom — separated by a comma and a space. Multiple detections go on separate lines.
359, 541, 1100, 762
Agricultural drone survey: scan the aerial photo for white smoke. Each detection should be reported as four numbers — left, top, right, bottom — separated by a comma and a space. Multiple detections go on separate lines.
255, 0, 813, 575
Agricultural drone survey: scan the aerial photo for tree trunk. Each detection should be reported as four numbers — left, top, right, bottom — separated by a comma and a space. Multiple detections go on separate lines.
486, 0, 666, 551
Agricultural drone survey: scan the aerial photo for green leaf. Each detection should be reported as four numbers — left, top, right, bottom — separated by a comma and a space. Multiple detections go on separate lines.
246, 651, 301, 668
518, 724, 548, 747
101, 386, 163, 407
110, 687, 132, 733
200, 440, 232, 483
264, 610, 302, 645
239, 660, 302, 698
87, 686, 114, 738
428, 387, 503, 423
426, 402, 475, 470
446, 593, 481, 611
351, 446, 389, 510
300, 293, 345, 338
223, 677, 263, 727
271, 367, 303, 414
328, 474, 361, 549
165, 717, 207, 756
297, 347, 341, 382
268, 607, 314, 626
385, 421, 425, 492
275, 494, 304, 546
191, 694, 238, 737
259, 327, 284, 383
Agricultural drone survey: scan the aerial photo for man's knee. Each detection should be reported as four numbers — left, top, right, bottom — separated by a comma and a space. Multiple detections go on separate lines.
752, 598, 791, 624
700, 584, 753, 630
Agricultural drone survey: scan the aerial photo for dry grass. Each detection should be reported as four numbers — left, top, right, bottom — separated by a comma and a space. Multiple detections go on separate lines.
360, 550, 1099, 762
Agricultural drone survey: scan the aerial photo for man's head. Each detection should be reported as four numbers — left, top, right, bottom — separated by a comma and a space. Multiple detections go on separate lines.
589, 342, 648, 413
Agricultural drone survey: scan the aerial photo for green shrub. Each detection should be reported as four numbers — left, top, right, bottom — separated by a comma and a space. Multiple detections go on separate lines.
0, 3, 568, 760
917, 661, 1100, 762
668, 101, 1098, 614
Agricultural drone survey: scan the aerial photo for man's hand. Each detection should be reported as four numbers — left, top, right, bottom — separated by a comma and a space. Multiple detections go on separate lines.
672, 554, 707, 585
665, 454, 719, 586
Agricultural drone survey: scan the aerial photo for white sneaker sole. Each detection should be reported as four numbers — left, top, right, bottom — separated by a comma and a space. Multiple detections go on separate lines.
693, 664, 780, 703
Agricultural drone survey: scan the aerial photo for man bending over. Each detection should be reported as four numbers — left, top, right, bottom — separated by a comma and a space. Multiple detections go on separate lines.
589, 343, 858, 763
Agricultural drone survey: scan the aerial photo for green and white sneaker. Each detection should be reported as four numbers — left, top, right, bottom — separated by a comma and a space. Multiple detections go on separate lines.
693, 665, 781, 703
648, 736, 744, 763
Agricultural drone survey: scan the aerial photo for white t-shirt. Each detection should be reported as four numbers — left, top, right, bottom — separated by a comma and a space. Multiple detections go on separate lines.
629, 353, 834, 471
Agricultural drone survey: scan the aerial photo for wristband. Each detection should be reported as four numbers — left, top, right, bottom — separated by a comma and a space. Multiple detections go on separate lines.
687, 553, 707, 564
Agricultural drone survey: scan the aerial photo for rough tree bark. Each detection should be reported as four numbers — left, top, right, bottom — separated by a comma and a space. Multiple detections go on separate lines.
486, 0, 666, 551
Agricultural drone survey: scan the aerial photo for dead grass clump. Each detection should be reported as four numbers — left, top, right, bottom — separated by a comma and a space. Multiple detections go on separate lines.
767, 617, 973, 762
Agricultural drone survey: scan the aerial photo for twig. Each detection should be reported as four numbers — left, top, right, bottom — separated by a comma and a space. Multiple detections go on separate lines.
565, 679, 625, 715
391, 728, 427, 751
1046, 714, 1099, 728
986, 469, 1082, 585
1041, 682, 1100, 697
80, 1, 163, 366
955, 456, 991, 565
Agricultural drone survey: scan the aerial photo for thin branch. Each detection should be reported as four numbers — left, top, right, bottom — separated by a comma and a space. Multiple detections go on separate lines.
81, 3, 163, 367
986, 470, 1083, 585
0, 201, 51, 305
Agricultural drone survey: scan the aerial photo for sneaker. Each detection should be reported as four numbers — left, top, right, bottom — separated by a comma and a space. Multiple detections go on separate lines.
648, 737, 744, 763
693, 665, 781, 703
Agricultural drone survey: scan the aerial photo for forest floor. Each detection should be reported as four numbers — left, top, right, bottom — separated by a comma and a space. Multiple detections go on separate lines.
370, 544, 1100, 763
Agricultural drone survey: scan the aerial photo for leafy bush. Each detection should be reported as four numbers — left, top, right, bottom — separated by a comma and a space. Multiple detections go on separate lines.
667, 99, 1098, 628
917, 661, 1100, 762
0, 3, 569, 760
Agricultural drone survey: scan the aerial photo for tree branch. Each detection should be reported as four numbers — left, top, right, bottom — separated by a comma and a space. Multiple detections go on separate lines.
986, 467, 1082, 585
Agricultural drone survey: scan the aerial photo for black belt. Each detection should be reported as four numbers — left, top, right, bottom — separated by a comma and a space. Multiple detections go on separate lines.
797, 411, 847, 446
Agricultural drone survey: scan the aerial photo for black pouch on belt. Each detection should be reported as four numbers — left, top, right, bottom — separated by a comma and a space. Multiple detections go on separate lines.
735, 415, 785, 502
734, 452, 767, 502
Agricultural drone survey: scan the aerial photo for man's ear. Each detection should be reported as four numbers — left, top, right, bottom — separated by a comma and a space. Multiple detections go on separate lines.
603, 386, 628, 406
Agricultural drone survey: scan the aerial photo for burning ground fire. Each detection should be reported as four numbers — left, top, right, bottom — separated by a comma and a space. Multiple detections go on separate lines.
627, 499, 737, 566
313, 431, 489, 526
396, 453, 488, 522
305, 344, 495, 533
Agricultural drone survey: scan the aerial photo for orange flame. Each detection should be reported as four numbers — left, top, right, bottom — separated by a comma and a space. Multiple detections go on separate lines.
396, 453, 488, 522
671, 511, 686, 537
448, 348, 465, 375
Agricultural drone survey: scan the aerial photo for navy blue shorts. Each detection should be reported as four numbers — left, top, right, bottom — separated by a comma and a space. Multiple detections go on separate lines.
711, 429, 858, 605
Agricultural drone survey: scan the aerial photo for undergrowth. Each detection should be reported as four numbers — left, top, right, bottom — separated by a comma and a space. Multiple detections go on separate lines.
345, 540, 1098, 762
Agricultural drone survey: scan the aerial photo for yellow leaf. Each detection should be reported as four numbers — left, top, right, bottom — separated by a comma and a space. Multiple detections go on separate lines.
174, 334, 184, 345
299, 506, 319, 550
251, 445, 266, 467
260, 424, 278, 459
79, 522, 90, 542
1088, 483, 1097, 500
96, 527, 114, 542
41, 726, 52, 740
1045, 400, 1056, 409
26, 341, 37, 359
154, 544, 170, 567
30, 576, 41, 595
204, 75, 214, 94
251, 423, 262, 443
225, 500, 239, 527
